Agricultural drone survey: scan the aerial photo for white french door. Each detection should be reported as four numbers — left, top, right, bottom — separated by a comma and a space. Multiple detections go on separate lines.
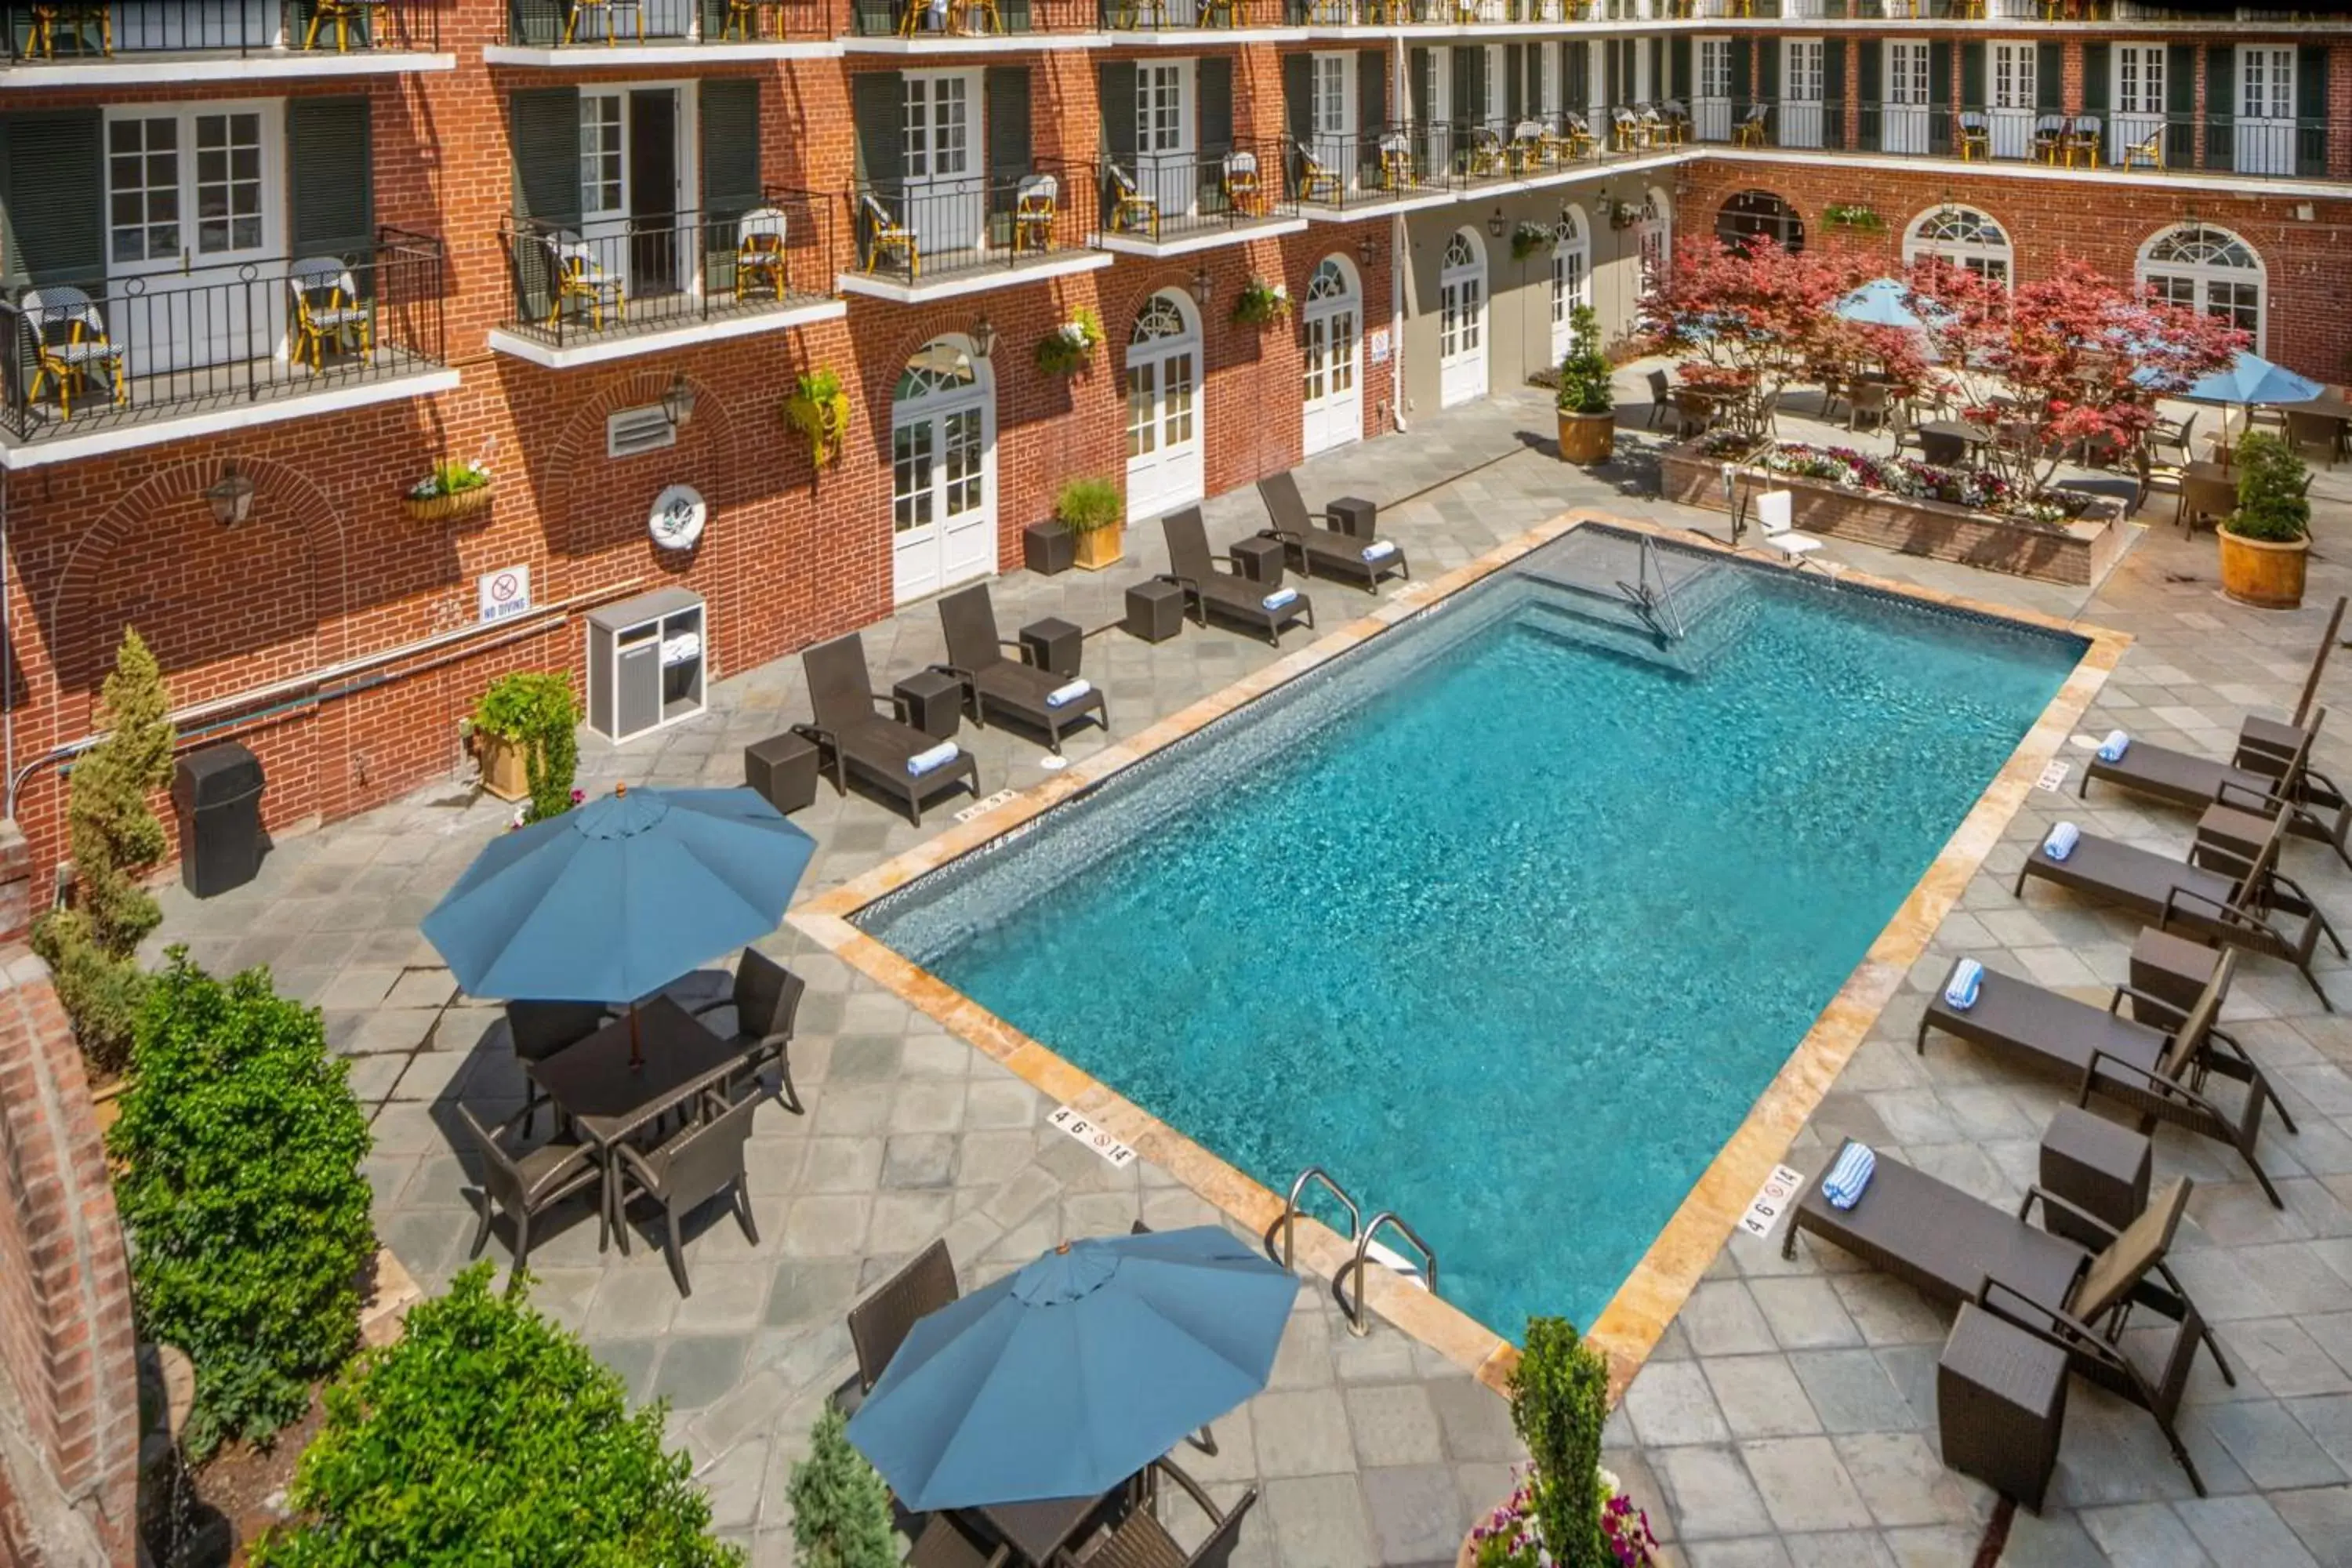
105, 101, 284, 377
577, 86, 690, 304
1137, 62, 1194, 220
1310, 53, 1355, 192
891, 357, 996, 605
1884, 42, 1933, 155
1988, 42, 2036, 160
1694, 38, 1732, 143
2237, 46, 2296, 176
1549, 233, 1588, 363
1438, 231, 1486, 408
1301, 262, 1361, 457
1125, 294, 1203, 524
906, 71, 984, 259
1779, 40, 1824, 150
2111, 45, 2165, 166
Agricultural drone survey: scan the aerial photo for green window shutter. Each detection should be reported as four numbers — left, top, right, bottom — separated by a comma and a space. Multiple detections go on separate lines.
1650, 38, 1664, 101
1604, 38, 1621, 110
1858, 44, 1881, 150
1100, 60, 1138, 165
1823, 41, 1846, 149
1671, 38, 1690, 100
699, 79, 760, 219
2296, 45, 2327, 176
1452, 45, 1475, 130
1929, 39, 1951, 151
1729, 38, 1750, 114
1756, 40, 1777, 107
2165, 43, 2195, 168
1567, 42, 1589, 112
509, 87, 581, 224
987, 65, 1033, 185
1961, 42, 1984, 110
1283, 53, 1312, 149
0, 109, 103, 288
1000, 0, 1029, 27
851, 71, 903, 187
1505, 44, 1523, 124
1359, 49, 1385, 137
510, 0, 563, 45
2035, 42, 2060, 114
2081, 45, 2109, 113
2205, 44, 2231, 172
287, 96, 374, 263
1197, 56, 1232, 155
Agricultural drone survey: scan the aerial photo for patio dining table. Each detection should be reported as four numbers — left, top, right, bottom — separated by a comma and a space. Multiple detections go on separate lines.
524, 994, 746, 1245
961, 1484, 1133, 1566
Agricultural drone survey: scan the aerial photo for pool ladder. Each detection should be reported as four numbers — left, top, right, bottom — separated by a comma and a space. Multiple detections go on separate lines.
1273, 1167, 1439, 1338
1618, 534, 1688, 642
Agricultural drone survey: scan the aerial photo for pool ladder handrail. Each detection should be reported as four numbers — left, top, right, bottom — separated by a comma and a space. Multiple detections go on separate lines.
1274, 1167, 1440, 1338
1635, 534, 1688, 642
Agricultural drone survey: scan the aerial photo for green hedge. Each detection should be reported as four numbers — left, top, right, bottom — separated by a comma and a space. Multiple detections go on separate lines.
253, 1264, 742, 1568
107, 954, 375, 1454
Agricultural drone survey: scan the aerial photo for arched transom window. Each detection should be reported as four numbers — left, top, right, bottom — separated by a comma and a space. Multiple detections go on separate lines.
2139, 224, 2265, 349
1131, 294, 1189, 344
1306, 256, 1352, 304
1444, 230, 1477, 270
1904, 205, 2013, 285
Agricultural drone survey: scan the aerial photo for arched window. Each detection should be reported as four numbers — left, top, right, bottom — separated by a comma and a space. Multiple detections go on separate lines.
1637, 186, 1671, 302
1904, 205, 2013, 285
1305, 256, 1353, 305
1715, 190, 1803, 253
1444, 229, 1478, 272
2138, 225, 2265, 350
891, 336, 994, 604
1548, 208, 1590, 361
1131, 292, 1191, 345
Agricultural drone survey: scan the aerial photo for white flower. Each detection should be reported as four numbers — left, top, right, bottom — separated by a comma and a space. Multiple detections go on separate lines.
1271, 283, 1290, 299
1597, 1465, 1622, 1498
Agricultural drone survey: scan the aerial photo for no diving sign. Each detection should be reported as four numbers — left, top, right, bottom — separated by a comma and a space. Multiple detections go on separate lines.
478, 565, 532, 624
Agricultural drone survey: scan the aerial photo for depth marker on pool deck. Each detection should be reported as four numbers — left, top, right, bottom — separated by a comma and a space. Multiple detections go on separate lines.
1738, 1163, 1807, 1239
2035, 760, 2070, 792
955, 789, 1018, 823
1047, 1105, 1138, 1167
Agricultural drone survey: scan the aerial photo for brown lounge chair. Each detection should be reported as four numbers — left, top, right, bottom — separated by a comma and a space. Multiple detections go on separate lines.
1159, 507, 1316, 646
1786, 1145, 2233, 1494
2013, 810, 2343, 1009
795, 632, 982, 826
1922, 949, 2297, 1205
1254, 472, 1410, 593
2082, 708, 2352, 872
933, 583, 1109, 754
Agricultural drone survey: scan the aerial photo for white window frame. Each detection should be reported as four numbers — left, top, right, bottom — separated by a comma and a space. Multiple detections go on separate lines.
1697, 37, 1731, 100
1903, 205, 2013, 287
1887, 41, 1931, 107
2138, 223, 2267, 355
904, 68, 978, 182
1310, 52, 1354, 139
1784, 39, 1823, 103
1990, 38, 2036, 112
103, 98, 283, 270
1138, 59, 1192, 158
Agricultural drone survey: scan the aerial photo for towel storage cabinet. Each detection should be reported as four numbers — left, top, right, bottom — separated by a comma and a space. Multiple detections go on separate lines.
587, 587, 707, 743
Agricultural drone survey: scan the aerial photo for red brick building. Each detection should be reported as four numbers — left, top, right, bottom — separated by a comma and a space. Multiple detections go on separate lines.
0, 0, 2343, 891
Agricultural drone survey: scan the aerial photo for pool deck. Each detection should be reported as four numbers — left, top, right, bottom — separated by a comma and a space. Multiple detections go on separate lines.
143, 372, 2352, 1566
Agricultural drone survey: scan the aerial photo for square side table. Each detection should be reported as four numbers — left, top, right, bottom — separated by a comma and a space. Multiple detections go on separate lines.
2038, 1105, 2151, 1247
1019, 617, 1084, 677
891, 669, 964, 740
743, 731, 819, 815
1124, 579, 1186, 643
1938, 1302, 2069, 1513
1229, 535, 1287, 586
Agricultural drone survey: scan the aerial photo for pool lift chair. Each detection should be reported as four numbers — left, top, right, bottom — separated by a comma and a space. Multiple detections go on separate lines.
1745, 481, 1824, 571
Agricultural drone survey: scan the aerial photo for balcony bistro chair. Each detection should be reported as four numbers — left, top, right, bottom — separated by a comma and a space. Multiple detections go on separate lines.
1510, 118, 1546, 170
689, 946, 808, 1112
1660, 98, 1690, 146
19, 286, 127, 421
459, 1103, 604, 1272
1107, 164, 1161, 238
722, 0, 794, 38
2031, 113, 2068, 164
1200, 0, 1240, 24
2066, 114, 2103, 168
1088, 1460, 1259, 1568
1561, 112, 1597, 161
845, 1238, 960, 1407
1733, 103, 1769, 148
954, 0, 1004, 32
25, 3, 110, 57
1223, 149, 1264, 216
1956, 111, 1991, 162
1377, 132, 1419, 191
1294, 147, 1342, 205
734, 206, 790, 300
861, 192, 920, 280
541, 230, 625, 328
287, 256, 374, 374
1013, 172, 1059, 252
2122, 125, 2164, 172
614, 1088, 761, 1298
302, 0, 381, 50
564, 0, 645, 43
1611, 108, 1644, 153
503, 999, 608, 1138
1465, 125, 1508, 177
1110, 0, 1171, 27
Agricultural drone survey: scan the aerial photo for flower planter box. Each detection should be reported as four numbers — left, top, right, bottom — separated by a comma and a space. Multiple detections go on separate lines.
1657, 443, 2128, 588
1072, 523, 1125, 572
404, 485, 492, 524
475, 733, 530, 802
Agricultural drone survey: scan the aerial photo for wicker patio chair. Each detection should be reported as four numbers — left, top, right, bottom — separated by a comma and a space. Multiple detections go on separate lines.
1089, 1459, 1258, 1568
1013, 172, 1059, 252
614, 1088, 762, 1297
541, 230, 625, 328
505, 999, 608, 1137
688, 947, 808, 1112
861, 192, 920, 279
933, 583, 1109, 753
1160, 507, 1316, 646
288, 256, 373, 372
735, 205, 789, 299
459, 1102, 603, 1270
1256, 470, 1410, 592
795, 631, 982, 825
1106, 163, 1161, 238
848, 1237, 960, 1399
20, 285, 127, 419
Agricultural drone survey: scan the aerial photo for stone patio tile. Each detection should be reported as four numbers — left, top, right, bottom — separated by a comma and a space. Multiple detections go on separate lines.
583, 1267, 683, 1338
1790, 1350, 1919, 1436
1624, 1360, 1730, 1447
2174, 1494, 2322, 1567
779, 1195, 872, 1258
1748, 1276, 1864, 1351
1701, 1356, 1821, 1439
1738, 1436, 1874, 1534
1678, 1281, 1777, 1356
1998, 1509, 2111, 1568
1262, 1475, 1375, 1568
2223, 1319, 2352, 1399
1831, 1432, 1988, 1529
797, 1137, 884, 1194
2197, 1399, 2350, 1490
1342, 1382, 1445, 1468
1248, 1388, 1353, 1479
1780, 1533, 1896, 1567
1680, 1541, 1792, 1568
652, 1335, 750, 1411
586, 1337, 660, 1403
1359, 1465, 1463, 1565
1427, 1375, 1523, 1464
1652, 1446, 1775, 1541
2270, 1484, 2352, 1568
1878, 1523, 1980, 1566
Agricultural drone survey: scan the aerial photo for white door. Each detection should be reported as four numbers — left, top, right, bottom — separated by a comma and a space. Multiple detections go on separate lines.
1695, 38, 1732, 142
1125, 293, 1203, 524
104, 102, 285, 378
2238, 46, 2296, 176
906, 72, 985, 261
1437, 230, 1486, 408
1301, 258, 1362, 457
1548, 219, 1588, 363
1989, 42, 2037, 160
576, 89, 691, 306
1136, 61, 1193, 221
1780, 40, 1824, 150
2111, 44, 2166, 166
1884, 42, 1932, 155
891, 344, 996, 605
1310, 54, 1354, 193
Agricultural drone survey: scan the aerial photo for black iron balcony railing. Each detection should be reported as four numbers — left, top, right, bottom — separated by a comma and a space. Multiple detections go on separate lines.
1098, 141, 1300, 244
847, 0, 1091, 37
499, 192, 836, 348
6, 0, 437, 63
1725, 99, 2336, 179
505, 0, 827, 45
1269, 114, 1679, 210
850, 162, 1098, 283
0, 228, 445, 442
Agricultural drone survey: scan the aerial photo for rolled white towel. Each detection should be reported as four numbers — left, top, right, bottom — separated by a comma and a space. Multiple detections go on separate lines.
1362, 539, 1400, 563
2042, 822, 2081, 862
661, 631, 702, 666
1943, 957, 1984, 1011
906, 740, 960, 777
1821, 1142, 1875, 1211
1045, 677, 1093, 709
1261, 586, 1299, 612
2096, 729, 2129, 763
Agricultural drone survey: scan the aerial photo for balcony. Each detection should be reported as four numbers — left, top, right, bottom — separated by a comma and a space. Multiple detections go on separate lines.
3, 0, 452, 85
1092, 141, 1306, 256
842, 0, 1101, 52
488, 0, 839, 64
1286, 114, 1686, 216
841, 162, 1110, 302
492, 193, 844, 368
1668, 1, 2352, 21
0, 229, 450, 467
1098, 0, 1306, 41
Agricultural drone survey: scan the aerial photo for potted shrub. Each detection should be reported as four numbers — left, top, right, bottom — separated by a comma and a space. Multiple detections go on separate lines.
2217, 429, 2312, 609
470, 671, 579, 818
402, 457, 492, 523
782, 367, 851, 466
1232, 277, 1290, 328
1057, 476, 1126, 571
1555, 305, 1617, 464
1461, 1317, 1661, 1567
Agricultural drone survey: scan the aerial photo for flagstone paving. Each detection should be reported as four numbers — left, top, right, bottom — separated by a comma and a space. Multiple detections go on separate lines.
144, 374, 2352, 1566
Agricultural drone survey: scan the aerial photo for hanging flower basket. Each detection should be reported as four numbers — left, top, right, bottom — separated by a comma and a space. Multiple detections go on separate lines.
404, 459, 492, 523
783, 367, 851, 467
1232, 278, 1291, 328
1036, 306, 1103, 377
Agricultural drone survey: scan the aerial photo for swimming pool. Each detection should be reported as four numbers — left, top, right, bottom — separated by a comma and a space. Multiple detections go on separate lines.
854, 528, 2088, 1337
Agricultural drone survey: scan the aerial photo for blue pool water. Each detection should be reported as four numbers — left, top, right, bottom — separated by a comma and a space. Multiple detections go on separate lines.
858, 534, 2085, 1336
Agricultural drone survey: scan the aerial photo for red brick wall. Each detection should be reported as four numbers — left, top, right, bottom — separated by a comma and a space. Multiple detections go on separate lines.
0, 955, 137, 1568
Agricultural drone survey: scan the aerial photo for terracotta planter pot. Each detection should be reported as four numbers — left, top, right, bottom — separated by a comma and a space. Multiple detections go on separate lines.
1557, 410, 1617, 465
1071, 523, 1126, 572
476, 732, 531, 801
2217, 528, 2308, 610
403, 485, 492, 524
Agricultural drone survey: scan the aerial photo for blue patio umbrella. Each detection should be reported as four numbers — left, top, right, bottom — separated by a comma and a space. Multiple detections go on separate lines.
1834, 278, 1926, 331
2176, 349, 2323, 409
420, 784, 815, 1007
847, 1226, 1300, 1512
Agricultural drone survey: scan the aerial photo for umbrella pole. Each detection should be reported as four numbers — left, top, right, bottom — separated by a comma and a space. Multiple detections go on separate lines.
629, 1001, 643, 1070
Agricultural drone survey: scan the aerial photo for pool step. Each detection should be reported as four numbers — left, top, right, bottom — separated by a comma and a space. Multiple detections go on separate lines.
1516, 561, 1757, 677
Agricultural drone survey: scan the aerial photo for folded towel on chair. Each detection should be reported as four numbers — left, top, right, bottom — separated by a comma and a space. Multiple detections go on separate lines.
1261, 586, 1299, 612
1944, 957, 1984, 1011
1363, 539, 1399, 563
1045, 678, 1093, 709
906, 741, 960, 777
2043, 822, 2080, 862
2097, 729, 2130, 763
1821, 1143, 1876, 1210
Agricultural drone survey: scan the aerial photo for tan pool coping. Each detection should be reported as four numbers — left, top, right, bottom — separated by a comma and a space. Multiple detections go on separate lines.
790, 509, 2129, 1406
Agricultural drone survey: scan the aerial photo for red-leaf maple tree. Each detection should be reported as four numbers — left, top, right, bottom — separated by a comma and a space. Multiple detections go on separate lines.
1640, 235, 1856, 441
